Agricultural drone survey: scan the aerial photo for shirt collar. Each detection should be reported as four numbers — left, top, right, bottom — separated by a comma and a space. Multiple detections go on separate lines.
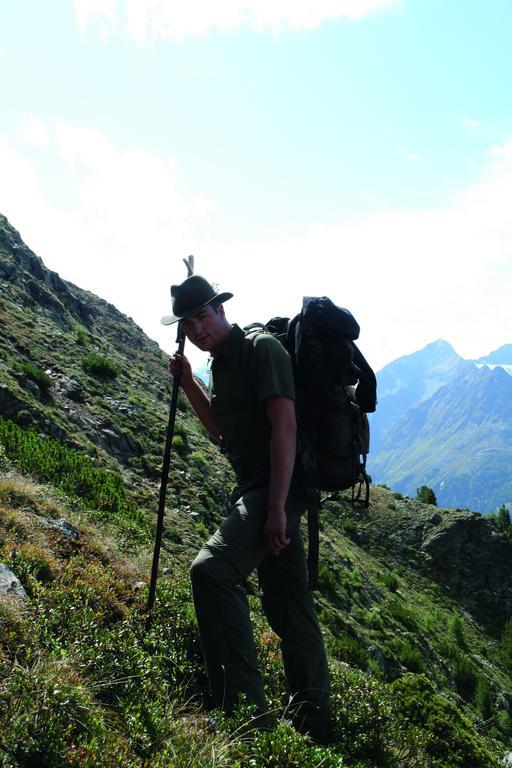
211, 324, 245, 359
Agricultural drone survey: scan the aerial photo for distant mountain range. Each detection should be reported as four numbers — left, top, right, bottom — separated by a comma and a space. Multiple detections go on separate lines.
368, 340, 512, 512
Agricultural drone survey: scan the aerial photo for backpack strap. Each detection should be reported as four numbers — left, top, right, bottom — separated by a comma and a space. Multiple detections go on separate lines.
243, 329, 321, 590
306, 488, 320, 591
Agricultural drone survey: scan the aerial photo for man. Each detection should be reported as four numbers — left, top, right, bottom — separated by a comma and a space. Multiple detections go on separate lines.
162, 274, 331, 741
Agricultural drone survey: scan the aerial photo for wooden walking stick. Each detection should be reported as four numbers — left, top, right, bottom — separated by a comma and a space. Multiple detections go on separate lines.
146, 255, 194, 626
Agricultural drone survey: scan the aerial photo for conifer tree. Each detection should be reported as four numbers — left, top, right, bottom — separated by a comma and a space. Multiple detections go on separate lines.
416, 485, 437, 505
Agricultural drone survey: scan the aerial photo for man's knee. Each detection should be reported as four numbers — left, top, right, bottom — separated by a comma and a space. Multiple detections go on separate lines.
190, 547, 235, 589
190, 552, 211, 589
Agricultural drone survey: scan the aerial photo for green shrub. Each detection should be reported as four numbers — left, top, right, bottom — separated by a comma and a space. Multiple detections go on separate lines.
196, 521, 209, 538
452, 654, 477, 700
382, 571, 399, 592
8, 543, 57, 593
389, 638, 425, 673
330, 665, 390, 762
329, 631, 369, 669
366, 608, 385, 630
499, 617, 512, 671
16, 572, 206, 762
0, 416, 147, 542
342, 518, 357, 537
83, 352, 119, 379
172, 434, 187, 452
0, 657, 114, 768
389, 674, 499, 767
317, 565, 339, 596
177, 393, 190, 413
0, 442, 10, 471
74, 326, 90, 347
416, 485, 437, 505
342, 567, 362, 594
448, 613, 467, 648
388, 598, 417, 630
496, 710, 511, 738
474, 676, 493, 720
189, 450, 207, 467
233, 720, 345, 767
18, 361, 52, 393
0, 598, 31, 663
495, 505, 511, 536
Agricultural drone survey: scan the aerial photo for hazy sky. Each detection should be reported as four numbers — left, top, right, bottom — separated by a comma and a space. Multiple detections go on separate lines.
1, 0, 511, 372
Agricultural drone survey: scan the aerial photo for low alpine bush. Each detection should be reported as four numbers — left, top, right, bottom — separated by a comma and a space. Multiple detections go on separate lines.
83, 352, 119, 379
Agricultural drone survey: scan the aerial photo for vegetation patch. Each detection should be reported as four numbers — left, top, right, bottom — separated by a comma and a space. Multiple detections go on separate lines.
0, 416, 148, 543
16, 361, 52, 393
83, 352, 119, 379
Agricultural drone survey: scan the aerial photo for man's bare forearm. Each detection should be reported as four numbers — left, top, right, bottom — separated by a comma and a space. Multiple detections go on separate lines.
268, 417, 296, 511
182, 378, 221, 441
264, 397, 297, 554
170, 352, 221, 441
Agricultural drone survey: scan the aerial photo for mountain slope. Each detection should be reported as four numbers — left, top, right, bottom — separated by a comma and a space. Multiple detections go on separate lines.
0, 212, 234, 563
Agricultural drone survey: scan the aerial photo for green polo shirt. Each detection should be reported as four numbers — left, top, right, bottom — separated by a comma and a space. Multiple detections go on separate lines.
210, 324, 295, 493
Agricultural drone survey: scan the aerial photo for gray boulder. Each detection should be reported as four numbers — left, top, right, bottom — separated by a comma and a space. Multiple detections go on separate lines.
53, 374, 85, 403
0, 565, 27, 601
41, 518, 79, 540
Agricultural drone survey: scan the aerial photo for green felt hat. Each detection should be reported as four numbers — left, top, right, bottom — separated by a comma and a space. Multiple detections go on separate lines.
161, 275, 233, 325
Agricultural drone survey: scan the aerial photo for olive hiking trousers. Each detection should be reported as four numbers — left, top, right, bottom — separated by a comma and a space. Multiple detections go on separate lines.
190, 484, 331, 740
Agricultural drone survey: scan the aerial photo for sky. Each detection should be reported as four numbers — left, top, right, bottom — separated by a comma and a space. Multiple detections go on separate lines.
0, 0, 511, 373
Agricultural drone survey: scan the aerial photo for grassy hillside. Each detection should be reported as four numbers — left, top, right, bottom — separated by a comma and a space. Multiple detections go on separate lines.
1, 440, 511, 766
1, 213, 511, 765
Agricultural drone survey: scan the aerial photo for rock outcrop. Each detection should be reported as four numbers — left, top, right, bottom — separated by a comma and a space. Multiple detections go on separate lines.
421, 511, 512, 627
352, 488, 512, 630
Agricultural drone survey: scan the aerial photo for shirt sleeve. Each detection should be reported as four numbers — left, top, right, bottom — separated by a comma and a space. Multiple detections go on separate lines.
251, 333, 295, 404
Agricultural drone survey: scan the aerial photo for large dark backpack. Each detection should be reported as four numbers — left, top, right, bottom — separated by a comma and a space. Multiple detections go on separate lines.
245, 296, 377, 588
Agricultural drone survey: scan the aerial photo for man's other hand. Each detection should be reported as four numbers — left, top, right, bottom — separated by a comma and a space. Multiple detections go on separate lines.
264, 505, 290, 555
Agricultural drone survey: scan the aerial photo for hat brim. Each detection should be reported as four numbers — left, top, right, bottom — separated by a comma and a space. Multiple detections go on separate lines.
160, 292, 233, 325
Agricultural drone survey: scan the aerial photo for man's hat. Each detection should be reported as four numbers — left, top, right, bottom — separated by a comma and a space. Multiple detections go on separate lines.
160, 275, 233, 325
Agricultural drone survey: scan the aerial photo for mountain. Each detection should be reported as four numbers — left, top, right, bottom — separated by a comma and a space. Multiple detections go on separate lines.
194, 362, 210, 386
369, 365, 512, 511
474, 344, 512, 365
472, 344, 512, 377
1, 213, 512, 765
367, 338, 512, 512
368, 340, 474, 452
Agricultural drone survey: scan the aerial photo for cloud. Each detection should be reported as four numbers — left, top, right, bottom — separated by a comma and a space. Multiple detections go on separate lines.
0, 124, 220, 351
489, 139, 512, 165
75, 0, 118, 35
0, 126, 510, 374
18, 116, 51, 147
463, 117, 484, 138
75, 0, 401, 41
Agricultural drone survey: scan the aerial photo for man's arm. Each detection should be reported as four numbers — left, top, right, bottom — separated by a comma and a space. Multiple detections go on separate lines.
263, 396, 297, 555
169, 353, 221, 441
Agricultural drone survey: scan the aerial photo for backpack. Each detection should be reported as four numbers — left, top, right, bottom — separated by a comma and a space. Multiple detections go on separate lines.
244, 296, 377, 588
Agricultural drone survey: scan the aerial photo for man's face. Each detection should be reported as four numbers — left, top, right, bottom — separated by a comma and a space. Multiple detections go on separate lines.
180, 304, 231, 353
